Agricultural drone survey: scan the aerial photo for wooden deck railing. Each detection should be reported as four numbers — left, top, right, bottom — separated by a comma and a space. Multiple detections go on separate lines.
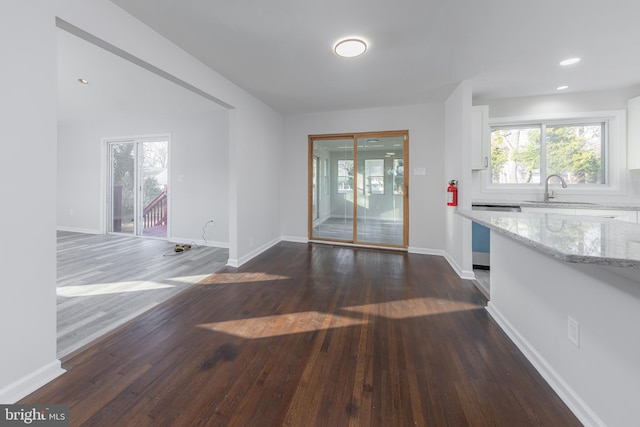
143, 189, 167, 228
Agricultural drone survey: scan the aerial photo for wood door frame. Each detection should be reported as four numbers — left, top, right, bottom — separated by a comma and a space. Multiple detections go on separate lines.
308, 130, 409, 249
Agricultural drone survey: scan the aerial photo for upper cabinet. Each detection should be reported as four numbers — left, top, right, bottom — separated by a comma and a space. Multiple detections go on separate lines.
471, 105, 489, 170
628, 96, 640, 170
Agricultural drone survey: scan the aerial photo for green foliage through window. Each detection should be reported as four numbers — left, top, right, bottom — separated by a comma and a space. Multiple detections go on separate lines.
490, 122, 605, 185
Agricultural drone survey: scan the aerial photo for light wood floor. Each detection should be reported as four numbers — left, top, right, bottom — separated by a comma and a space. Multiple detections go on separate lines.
57, 231, 228, 358
27, 241, 580, 426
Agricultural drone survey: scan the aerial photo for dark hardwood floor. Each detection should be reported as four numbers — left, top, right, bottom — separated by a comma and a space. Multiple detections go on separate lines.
23, 242, 580, 426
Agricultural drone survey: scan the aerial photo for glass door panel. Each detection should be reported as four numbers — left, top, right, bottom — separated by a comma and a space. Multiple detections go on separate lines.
108, 142, 135, 234
355, 135, 405, 246
312, 156, 319, 221
310, 137, 354, 242
141, 140, 168, 237
107, 139, 168, 238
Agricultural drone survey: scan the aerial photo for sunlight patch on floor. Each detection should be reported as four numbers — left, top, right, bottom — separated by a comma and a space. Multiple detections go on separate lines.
198, 311, 364, 339
168, 274, 211, 284
340, 297, 480, 318
57, 281, 175, 297
199, 272, 291, 285
197, 298, 480, 339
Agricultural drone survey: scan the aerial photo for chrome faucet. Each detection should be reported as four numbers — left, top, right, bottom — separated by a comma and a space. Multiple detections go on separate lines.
544, 174, 567, 202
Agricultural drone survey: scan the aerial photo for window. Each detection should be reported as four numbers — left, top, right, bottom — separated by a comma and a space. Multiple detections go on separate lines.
392, 159, 404, 195
491, 121, 606, 185
365, 159, 384, 194
337, 159, 353, 193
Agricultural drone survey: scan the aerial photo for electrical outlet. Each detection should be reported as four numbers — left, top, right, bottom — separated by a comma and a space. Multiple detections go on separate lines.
568, 316, 580, 347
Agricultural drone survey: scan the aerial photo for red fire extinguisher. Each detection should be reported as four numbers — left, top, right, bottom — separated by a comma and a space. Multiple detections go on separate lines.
447, 180, 458, 206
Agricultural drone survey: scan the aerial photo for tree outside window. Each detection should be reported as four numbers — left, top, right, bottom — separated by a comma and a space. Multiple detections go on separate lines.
490, 122, 605, 185
337, 159, 354, 193
392, 159, 404, 195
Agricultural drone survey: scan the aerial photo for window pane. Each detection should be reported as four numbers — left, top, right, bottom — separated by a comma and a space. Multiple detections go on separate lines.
365, 159, 384, 194
490, 127, 541, 184
546, 124, 603, 184
392, 159, 404, 195
337, 159, 354, 193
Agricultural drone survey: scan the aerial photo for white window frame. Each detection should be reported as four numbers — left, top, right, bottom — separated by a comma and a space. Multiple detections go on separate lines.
482, 110, 626, 196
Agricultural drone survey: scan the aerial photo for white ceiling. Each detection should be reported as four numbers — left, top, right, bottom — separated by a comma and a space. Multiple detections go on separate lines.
106, 0, 640, 114
57, 28, 224, 125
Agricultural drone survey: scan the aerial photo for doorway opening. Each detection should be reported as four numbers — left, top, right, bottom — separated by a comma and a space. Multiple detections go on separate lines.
106, 137, 169, 238
308, 131, 409, 248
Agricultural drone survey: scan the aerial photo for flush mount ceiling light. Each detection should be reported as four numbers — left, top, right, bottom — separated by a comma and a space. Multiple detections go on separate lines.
557, 85, 569, 91
334, 38, 367, 58
560, 57, 581, 66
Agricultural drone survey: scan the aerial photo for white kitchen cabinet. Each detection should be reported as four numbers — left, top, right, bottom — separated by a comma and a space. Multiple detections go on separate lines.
471, 105, 489, 170
628, 96, 640, 170
576, 209, 638, 223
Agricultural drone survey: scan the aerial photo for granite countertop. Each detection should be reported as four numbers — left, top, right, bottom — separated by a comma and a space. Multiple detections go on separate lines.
458, 209, 640, 269
472, 200, 640, 210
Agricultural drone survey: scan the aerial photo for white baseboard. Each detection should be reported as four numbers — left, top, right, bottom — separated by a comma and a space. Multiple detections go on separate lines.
407, 247, 476, 280
444, 253, 475, 280
0, 360, 65, 404
227, 237, 282, 268
281, 235, 308, 244
407, 246, 446, 256
486, 302, 605, 427
169, 237, 229, 248
56, 226, 101, 234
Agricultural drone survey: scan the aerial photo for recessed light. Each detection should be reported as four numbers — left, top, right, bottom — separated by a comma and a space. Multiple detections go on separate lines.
560, 57, 580, 66
557, 85, 569, 90
334, 38, 367, 58
78, 78, 89, 85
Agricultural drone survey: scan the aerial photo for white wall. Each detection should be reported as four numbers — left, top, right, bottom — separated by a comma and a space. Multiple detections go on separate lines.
444, 81, 474, 278
472, 87, 640, 203
281, 103, 446, 252
230, 101, 283, 266
57, 109, 230, 245
55, 0, 283, 266
474, 86, 640, 118
0, 0, 284, 401
0, 1, 64, 403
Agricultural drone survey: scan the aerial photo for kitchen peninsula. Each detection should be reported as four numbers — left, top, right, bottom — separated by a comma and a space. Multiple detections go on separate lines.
458, 209, 640, 427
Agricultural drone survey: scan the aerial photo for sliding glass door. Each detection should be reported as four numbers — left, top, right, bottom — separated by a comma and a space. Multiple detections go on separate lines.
309, 137, 354, 242
107, 138, 169, 238
355, 135, 405, 246
309, 131, 408, 248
